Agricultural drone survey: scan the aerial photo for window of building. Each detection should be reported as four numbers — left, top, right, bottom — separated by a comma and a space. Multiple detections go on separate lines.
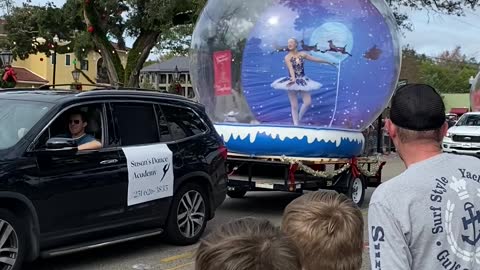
81, 60, 89, 71
160, 74, 167, 84
187, 87, 195, 99
65, 54, 71, 66
179, 74, 187, 83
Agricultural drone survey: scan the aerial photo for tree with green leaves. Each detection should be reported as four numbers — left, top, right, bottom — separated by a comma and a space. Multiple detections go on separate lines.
387, 0, 479, 31
2, 0, 206, 87
419, 46, 478, 93
171, 0, 480, 56
399, 44, 429, 83
155, 24, 194, 59
3, 0, 479, 88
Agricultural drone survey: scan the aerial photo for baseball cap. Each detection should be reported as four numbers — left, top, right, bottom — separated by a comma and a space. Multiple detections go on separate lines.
389, 84, 446, 131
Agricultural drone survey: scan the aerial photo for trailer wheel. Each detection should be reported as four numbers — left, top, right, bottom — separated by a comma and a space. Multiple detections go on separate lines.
347, 175, 365, 207
227, 190, 247, 199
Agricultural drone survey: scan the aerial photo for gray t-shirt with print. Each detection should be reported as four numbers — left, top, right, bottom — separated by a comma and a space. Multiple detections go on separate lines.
368, 153, 480, 270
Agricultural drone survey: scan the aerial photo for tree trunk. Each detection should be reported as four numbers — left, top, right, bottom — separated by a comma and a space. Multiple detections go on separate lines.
83, 0, 125, 87
125, 31, 160, 88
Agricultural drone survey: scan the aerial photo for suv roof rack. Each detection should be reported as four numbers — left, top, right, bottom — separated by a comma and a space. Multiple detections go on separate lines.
0, 87, 66, 92
38, 84, 170, 92
76, 88, 185, 98
2, 84, 195, 102
38, 84, 114, 90
76, 87, 197, 103
8, 83, 177, 93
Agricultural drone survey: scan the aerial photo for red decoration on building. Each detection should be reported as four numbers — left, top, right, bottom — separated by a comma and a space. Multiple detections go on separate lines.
87, 26, 94, 33
2, 65, 17, 88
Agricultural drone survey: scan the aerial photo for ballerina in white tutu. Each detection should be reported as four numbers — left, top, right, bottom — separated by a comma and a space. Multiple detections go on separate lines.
271, 38, 335, 126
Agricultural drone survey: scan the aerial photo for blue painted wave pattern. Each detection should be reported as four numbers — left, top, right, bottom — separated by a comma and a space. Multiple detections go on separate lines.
222, 132, 364, 158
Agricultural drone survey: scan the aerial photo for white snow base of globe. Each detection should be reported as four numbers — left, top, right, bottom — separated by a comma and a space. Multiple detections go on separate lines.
214, 124, 365, 158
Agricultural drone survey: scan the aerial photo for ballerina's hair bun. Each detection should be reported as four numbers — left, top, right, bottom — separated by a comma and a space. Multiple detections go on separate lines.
288, 38, 298, 43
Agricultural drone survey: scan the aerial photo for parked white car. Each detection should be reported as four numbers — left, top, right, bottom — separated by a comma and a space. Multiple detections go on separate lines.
443, 112, 480, 156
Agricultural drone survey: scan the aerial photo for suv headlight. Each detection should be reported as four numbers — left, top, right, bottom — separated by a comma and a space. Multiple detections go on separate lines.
445, 132, 452, 138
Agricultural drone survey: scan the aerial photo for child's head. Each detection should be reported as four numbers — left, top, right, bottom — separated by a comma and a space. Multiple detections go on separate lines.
282, 191, 364, 270
195, 217, 302, 270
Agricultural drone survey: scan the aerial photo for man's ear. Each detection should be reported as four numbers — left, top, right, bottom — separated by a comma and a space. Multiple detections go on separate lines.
440, 121, 448, 137
82, 121, 88, 128
385, 119, 397, 139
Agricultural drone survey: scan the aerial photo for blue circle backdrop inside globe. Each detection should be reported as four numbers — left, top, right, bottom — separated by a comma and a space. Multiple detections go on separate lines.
241, 0, 399, 130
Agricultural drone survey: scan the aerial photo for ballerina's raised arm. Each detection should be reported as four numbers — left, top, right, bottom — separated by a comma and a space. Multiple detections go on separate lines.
300, 52, 336, 67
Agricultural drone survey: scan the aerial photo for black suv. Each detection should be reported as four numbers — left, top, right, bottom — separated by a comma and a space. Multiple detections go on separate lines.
0, 88, 227, 270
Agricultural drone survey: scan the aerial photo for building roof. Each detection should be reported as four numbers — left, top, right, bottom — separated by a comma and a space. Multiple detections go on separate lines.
13, 67, 49, 85
141, 56, 190, 73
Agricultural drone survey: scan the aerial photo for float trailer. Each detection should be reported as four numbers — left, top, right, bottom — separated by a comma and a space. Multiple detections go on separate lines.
226, 153, 386, 206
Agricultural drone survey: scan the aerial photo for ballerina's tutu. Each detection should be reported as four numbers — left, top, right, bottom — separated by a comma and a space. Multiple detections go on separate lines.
271, 76, 322, 91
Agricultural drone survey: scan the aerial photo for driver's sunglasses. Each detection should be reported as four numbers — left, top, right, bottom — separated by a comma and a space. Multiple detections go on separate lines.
69, 119, 81, 125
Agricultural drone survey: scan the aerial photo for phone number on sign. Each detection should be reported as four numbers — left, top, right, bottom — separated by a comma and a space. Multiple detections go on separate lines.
133, 185, 169, 199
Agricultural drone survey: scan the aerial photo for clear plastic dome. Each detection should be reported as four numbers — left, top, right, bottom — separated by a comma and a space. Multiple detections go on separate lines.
190, 0, 401, 131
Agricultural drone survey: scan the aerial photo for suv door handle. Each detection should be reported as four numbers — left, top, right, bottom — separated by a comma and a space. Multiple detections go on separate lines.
100, 159, 118, 165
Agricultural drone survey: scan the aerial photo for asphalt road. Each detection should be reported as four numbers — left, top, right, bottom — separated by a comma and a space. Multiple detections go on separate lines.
25, 154, 406, 270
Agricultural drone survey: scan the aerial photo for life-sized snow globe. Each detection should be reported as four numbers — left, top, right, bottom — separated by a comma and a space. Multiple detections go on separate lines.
190, 0, 401, 158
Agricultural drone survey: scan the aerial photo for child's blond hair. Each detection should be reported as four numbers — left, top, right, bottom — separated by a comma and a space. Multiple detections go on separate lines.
195, 217, 301, 270
282, 191, 364, 270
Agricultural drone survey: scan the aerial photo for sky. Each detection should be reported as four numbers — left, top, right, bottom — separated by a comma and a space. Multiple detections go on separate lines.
11, 0, 480, 60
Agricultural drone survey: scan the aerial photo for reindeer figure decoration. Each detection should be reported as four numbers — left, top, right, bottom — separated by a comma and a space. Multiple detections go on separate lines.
321, 40, 352, 56
300, 40, 320, 52
270, 44, 289, 54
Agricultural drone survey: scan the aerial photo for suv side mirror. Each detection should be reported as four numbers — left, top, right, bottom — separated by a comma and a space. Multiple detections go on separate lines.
45, 137, 78, 154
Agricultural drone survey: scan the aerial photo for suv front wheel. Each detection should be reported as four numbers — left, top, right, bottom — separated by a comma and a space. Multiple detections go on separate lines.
0, 209, 27, 270
164, 182, 209, 245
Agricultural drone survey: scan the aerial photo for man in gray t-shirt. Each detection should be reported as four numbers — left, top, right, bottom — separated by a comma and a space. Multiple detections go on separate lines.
368, 84, 480, 270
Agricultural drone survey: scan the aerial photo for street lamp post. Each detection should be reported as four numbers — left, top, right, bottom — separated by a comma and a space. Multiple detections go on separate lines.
71, 68, 81, 83
0, 50, 16, 88
71, 68, 82, 91
173, 65, 182, 95
173, 65, 180, 81
52, 34, 59, 89
0, 50, 13, 67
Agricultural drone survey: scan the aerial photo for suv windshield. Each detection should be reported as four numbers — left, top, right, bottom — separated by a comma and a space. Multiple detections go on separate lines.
0, 99, 51, 150
456, 114, 480, 127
